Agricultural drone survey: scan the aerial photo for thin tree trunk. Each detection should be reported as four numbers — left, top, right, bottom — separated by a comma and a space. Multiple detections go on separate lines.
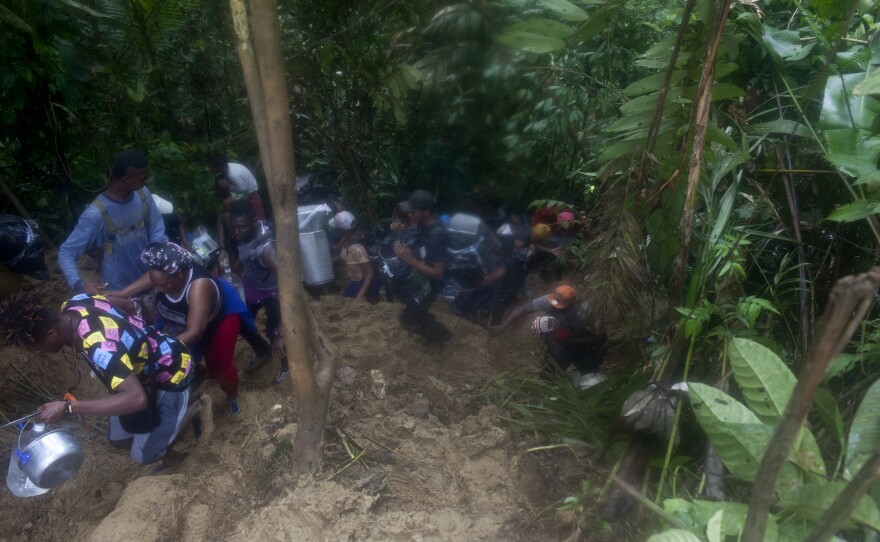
635, 0, 696, 197
229, 0, 271, 179
669, 0, 732, 305
246, 0, 334, 474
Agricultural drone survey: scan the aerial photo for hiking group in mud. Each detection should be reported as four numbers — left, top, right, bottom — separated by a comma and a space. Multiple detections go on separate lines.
0, 148, 606, 471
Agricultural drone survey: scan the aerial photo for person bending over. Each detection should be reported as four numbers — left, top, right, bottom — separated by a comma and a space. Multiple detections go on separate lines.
110, 242, 259, 417
490, 284, 607, 378
227, 200, 288, 384
0, 293, 197, 467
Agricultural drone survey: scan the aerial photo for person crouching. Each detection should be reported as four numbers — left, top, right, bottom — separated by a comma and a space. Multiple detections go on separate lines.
0, 293, 197, 467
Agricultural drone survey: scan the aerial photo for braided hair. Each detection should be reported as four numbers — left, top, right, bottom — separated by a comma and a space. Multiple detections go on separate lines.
0, 294, 56, 348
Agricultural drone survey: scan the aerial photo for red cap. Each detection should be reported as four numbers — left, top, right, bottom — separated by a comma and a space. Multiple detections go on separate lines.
548, 285, 576, 309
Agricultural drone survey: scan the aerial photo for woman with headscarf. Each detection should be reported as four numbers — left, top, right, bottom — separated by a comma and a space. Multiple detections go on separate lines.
109, 242, 252, 417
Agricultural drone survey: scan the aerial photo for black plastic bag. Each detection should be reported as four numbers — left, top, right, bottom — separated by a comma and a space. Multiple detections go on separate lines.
0, 215, 49, 280
118, 384, 160, 434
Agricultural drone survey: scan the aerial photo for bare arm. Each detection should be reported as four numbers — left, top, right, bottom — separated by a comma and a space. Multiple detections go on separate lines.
393, 242, 445, 281
37, 374, 147, 423
176, 279, 217, 346
488, 300, 536, 336
106, 271, 153, 299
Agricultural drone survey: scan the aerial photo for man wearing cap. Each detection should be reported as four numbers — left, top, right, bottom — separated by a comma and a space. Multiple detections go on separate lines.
490, 285, 606, 377
59, 149, 167, 295
393, 189, 452, 343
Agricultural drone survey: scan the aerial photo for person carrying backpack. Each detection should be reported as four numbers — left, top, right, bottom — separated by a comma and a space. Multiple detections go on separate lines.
59, 149, 167, 295
392, 190, 452, 344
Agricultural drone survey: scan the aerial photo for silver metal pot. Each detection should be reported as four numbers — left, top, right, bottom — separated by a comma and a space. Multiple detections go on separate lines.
18, 428, 83, 489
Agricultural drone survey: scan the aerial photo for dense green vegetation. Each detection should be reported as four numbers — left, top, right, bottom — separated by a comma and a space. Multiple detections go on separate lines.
5, 0, 880, 539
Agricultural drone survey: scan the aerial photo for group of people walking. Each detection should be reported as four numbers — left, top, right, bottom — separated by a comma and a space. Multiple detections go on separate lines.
0, 148, 607, 472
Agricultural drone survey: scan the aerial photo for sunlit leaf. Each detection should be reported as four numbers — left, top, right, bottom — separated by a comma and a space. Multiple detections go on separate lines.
537, 0, 589, 22
689, 383, 801, 490
748, 120, 811, 137
646, 530, 702, 542
853, 69, 880, 96
498, 31, 566, 53
826, 200, 880, 222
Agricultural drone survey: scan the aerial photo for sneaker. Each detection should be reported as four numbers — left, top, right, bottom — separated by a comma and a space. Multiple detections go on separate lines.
273, 370, 289, 385
578, 373, 608, 391
245, 354, 272, 374
228, 398, 242, 417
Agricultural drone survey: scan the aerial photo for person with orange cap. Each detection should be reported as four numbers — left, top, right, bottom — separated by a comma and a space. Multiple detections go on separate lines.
489, 284, 606, 378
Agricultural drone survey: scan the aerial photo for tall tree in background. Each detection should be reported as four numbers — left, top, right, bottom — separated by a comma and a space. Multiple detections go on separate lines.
230, 0, 337, 474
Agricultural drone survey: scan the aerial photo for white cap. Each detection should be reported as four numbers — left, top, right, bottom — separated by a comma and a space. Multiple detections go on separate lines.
152, 194, 174, 215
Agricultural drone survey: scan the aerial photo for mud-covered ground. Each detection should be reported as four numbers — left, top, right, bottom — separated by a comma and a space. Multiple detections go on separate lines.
0, 256, 627, 541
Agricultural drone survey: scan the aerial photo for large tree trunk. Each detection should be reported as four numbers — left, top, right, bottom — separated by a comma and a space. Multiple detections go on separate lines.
238, 0, 336, 474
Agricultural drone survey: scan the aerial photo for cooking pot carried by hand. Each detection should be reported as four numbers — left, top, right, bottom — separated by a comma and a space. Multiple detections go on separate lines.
6, 421, 83, 497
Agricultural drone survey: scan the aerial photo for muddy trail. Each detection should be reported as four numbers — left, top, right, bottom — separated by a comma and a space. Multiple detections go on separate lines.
0, 260, 622, 541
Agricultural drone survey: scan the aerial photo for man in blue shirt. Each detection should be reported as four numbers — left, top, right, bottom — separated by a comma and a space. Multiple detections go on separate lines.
59, 149, 167, 294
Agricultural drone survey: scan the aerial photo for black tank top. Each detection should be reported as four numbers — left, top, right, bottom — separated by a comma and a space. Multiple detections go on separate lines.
156, 266, 225, 340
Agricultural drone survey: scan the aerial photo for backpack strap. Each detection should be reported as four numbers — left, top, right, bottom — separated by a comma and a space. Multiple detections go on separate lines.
91, 197, 117, 259
91, 189, 151, 259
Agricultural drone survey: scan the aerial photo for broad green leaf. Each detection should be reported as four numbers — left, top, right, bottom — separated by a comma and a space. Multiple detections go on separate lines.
664, 499, 778, 541
813, 387, 846, 451
821, 72, 880, 131
506, 18, 575, 38
778, 482, 880, 530
729, 338, 794, 422
826, 200, 880, 222
497, 31, 565, 54
707, 122, 738, 151
710, 83, 745, 101
689, 384, 776, 482
748, 120, 811, 138
853, 68, 880, 96
728, 339, 827, 476
622, 70, 687, 97
826, 152, 879, 174
0, 4, 34, 35
537, 0, 589, 21
646, 530, 701, 542
846, 378, 880, 478
824, 353, 858, 382
762, 25, 801, 61
620, 88, 684, 117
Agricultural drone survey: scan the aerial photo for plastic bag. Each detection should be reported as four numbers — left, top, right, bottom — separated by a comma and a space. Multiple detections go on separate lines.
0, 215, 49, 280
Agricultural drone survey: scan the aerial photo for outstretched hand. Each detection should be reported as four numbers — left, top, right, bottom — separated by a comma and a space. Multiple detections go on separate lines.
36, 401, 66, 423
81, 282, 108, 296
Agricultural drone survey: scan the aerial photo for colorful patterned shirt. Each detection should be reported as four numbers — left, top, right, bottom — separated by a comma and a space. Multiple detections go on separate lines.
61, 294, 192, 392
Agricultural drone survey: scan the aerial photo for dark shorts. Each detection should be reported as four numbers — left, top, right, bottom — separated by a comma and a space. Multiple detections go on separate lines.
108, 388, 189, 464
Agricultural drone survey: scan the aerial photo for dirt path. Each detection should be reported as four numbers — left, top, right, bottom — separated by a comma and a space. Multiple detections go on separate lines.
0, 266, 587, 541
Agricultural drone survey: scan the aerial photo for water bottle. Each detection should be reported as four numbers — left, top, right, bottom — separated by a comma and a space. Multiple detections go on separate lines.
6, 423, 49, 497
221, 262, 246, 303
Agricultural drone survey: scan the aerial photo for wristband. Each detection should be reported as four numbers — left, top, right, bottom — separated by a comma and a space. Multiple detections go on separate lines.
64, 400, 73, 416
